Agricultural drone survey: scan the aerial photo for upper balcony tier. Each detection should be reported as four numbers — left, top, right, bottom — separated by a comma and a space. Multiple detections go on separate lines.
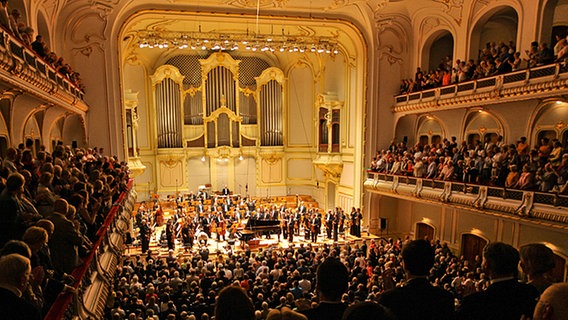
0, 29, 87, 114
365, 171, 568, 229
393, 63, 568, 114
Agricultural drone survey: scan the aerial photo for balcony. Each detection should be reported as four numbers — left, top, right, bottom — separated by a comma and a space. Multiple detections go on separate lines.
393, 63, 568, 114
0, 29, 87, 113
364, 172, 568, 227
45, 180, 136, 320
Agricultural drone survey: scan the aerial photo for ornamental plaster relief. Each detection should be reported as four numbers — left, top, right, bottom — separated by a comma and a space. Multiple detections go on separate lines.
432, 0, 464, 25
375, 15, 409, 66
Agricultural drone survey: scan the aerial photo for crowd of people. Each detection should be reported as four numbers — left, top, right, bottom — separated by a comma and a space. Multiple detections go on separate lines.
104, 236, 564, 320
369, 136, 568, 194
0, 0, 85, 92
0, 141, 130, 318
399, 37, 568, 95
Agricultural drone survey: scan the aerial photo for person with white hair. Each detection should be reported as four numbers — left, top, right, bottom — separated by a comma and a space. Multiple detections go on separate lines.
0, 253, 41, 319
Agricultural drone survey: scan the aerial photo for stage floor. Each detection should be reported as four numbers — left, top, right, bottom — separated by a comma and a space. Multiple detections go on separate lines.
125, 205, 386, 259
125, 222, 381, 258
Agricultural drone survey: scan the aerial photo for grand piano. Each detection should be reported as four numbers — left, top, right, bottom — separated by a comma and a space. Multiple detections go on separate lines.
240, 219, 281, 242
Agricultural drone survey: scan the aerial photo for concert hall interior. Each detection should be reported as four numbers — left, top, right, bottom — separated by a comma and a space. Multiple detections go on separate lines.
1, 0, 568, 318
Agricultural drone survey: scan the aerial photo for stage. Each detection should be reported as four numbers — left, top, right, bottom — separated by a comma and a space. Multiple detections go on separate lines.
126, 213, 381, 259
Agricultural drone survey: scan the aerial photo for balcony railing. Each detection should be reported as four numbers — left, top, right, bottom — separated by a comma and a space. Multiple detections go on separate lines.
0, 28, 87, 110
393, 63, 568, 113
45, 180, 136, 320
365, 171, 568, 225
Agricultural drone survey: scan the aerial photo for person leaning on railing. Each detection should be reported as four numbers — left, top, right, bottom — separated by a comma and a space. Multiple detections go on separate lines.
371, 137, 566, 193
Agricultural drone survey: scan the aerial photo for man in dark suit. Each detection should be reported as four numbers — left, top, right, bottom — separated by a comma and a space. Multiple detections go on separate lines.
298, 201, 307, 214
301, 257, 349, 320
222, 185, 230, 196
0, 254, 42, 320
48, 198, 85, 274
196, 200, 205, 214
457, 242, 539, 320
378, 239, 455, 320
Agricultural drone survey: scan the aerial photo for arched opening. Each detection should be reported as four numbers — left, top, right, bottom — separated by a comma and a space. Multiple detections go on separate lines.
416, 222, 435, 241
423, 31, 454, 72
394, 115, 417, 147
416, 116, 445, 146
541, 0, 568, 46
36, 11, 50, 49
61, 115, 85, 149
461, 234, 488, 264
463, 111, 504, 147
469, 7, 519, 61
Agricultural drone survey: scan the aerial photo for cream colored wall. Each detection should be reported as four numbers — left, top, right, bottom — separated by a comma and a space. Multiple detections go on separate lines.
371, 195, 568, 257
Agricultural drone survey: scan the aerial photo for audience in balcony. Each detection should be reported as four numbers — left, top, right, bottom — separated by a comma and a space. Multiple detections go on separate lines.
0, 3, 86, 93
370, 136, 568, 194
0, 142, 130, 317
31, 35, 47, 59
0, 0, 10, 33
399, 37, 568, 95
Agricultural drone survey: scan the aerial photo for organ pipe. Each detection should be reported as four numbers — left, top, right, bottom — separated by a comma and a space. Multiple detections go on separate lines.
259, 80, 283, 146
155, 78, 182, 148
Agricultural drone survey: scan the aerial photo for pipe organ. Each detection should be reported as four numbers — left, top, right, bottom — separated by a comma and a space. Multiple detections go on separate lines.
147, 53, 287, 193
151, 67, 185, 148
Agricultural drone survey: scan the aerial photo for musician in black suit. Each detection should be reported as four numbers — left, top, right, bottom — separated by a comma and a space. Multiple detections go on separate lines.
298, 201, 307, 214
332, 211, 340, 241
378, 239, 455, 320
325, 210, 334, 239
457, 242, 539, 320
201, 214, 211, 238
311, 214, 321, 243
287, 213, 295, 242
139, 219, 151, 253
0, 254, 42, 320
247, 199, 256, 212
221, 185, 230, 196
294, 210, 302, 236
196, 201, 205, 214
222, 202, 230, 214
304, 214, 311, 241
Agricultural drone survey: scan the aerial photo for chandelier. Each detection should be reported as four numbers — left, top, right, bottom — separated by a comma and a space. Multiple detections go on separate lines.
137, 29, 340, 56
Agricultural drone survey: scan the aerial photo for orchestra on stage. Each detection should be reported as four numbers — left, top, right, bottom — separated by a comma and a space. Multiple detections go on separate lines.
133, 187, 363, 253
